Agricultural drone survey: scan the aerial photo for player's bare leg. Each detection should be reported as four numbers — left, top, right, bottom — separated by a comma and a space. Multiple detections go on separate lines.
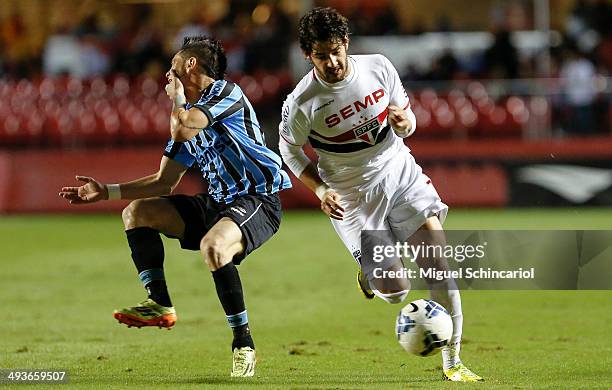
114, 197, 185, 329
411, 216, 483, 382
200, 218, 256, 377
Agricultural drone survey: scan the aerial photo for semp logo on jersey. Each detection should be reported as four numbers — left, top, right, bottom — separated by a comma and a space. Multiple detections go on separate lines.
325, 89, 385, 128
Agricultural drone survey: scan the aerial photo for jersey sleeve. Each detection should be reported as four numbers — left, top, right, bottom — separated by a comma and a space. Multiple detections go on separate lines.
163, 139, 196, 167
278, 95, 310, 146
381, 55, 410, 110
192, 80, 242, 126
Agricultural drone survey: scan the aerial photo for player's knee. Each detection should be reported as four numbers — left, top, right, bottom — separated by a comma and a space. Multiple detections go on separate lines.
372, 289, 410, 304
122, 200, 141, 229
122, 199, 153, 229
200, 236, 230, 270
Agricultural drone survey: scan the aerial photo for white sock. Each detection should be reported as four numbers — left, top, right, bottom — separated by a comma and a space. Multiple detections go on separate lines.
371, 288, 409, 304
430, 279, 462, 370
441, 341, 461, 370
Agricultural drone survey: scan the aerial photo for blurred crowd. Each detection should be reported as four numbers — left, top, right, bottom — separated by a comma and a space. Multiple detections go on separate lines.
0, 0, 610, 141
0, 1, 296, 79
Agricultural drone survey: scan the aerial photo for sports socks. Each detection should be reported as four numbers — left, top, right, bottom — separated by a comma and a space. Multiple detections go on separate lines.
430, 279, 463, 370
211, 262, 255, 350
125, 227, 173, 308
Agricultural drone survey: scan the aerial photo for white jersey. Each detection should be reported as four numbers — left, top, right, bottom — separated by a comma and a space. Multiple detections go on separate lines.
280, 54, 412, 190
279, 54, 448, 302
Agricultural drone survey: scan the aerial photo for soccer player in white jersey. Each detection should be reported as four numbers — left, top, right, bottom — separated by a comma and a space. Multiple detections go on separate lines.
278, 7, 483, 382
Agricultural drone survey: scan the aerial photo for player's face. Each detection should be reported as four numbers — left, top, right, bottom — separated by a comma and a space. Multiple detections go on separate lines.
309, 39, 349, 84
167, 52, 196, 84
167, 54, 186, 82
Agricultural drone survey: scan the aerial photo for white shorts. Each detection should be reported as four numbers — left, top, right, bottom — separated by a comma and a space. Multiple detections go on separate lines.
329, 152, 448, 266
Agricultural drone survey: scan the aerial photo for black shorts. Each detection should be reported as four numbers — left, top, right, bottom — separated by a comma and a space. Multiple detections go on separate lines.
163, 192, 282, 264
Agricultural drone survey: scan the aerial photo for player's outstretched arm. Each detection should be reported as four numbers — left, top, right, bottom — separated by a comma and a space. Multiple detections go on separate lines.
59, 157, 187, 205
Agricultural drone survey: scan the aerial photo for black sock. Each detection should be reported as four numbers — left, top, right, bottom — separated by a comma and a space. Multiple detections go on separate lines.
232, 324, 254, 350
125, 227, 172, 307
145, 280, 172, 308
212, 262, 255, 350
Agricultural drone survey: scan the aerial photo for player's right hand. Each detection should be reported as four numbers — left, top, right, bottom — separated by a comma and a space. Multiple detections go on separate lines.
165, 70, 185, 101
320, 190, 344, 220
59, 175, 107, 204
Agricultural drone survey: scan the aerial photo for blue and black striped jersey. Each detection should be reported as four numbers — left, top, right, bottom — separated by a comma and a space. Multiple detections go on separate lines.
164, 80, 292, 204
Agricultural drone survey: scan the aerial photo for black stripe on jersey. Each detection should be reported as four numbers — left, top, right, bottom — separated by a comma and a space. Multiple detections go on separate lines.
205, 81, 235, 110
220, 135, 257, 194
163, 141, 183, 159
197, 130, 231, 195
218, 144, 247, 194
203, 126, 248, 196
278, 166, 286, 190
242, 148, 275, 194
185, 141, 197, 155
239, 97, 260, 145
214, 99, 244, 123
200, 129, 214, 145
209, 160, 230, 195
308, 125, 391, 153
218, 135, 259, 196
195, 133, 204, 148
215, 122, 275, 194
211, 96, 262, 147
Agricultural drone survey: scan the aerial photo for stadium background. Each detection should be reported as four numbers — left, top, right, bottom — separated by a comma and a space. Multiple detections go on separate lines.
1, 0, 612, 388
0, 0, 611, 211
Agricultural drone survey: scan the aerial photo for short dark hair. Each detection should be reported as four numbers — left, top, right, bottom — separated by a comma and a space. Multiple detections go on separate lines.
298, 7, 350, 55
179, 36, 227, 80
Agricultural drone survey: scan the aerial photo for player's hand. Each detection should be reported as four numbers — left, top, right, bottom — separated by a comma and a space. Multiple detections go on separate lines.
388, 105, 412, 136
320, 189, 344, 220
59, 176, 107, 204
165, 70, 185, 101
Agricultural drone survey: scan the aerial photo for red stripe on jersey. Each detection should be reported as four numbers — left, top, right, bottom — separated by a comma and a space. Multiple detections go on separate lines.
377, 107, 389, 124
279, 132, 302, 147
311, 108, 388, 143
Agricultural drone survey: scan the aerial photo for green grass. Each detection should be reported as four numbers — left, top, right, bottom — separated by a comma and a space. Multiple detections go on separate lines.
1, 208, 612, 389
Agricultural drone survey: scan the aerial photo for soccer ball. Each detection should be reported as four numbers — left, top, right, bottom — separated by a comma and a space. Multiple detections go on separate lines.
396, 299, 452, 357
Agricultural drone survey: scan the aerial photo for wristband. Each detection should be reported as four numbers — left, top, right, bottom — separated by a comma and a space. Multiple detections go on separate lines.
315, 183, 331, 200
107, 184, 121, 200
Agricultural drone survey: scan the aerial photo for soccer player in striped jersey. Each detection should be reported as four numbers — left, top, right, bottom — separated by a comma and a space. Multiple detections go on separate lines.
59, 36, 291, 377
278, 8, 482, 382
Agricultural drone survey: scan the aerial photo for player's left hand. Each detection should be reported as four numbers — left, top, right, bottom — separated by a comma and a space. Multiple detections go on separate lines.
320, 190, 344, 220
165, 70, 185, 101
388, 105, 412, 135
59, 175, 106, 204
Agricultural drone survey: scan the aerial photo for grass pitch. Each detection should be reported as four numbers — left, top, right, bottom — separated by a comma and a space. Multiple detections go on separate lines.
1, 208, 612, 389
